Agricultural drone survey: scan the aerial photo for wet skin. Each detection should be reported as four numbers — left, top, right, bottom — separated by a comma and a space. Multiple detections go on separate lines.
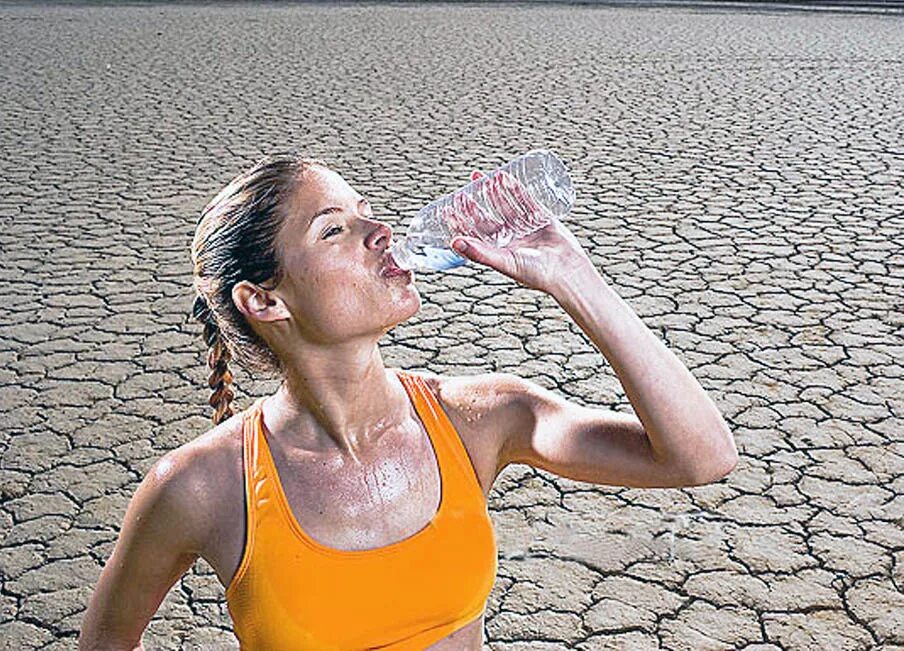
217, 166, 494, 647
187, 369, 502, 650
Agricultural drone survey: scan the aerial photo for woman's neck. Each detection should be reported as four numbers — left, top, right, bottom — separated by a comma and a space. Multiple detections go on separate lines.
261, 352, 413, 465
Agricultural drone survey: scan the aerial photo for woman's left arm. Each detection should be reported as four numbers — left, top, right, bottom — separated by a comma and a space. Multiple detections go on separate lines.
548, 260, 739, 483
450, 170, 738, 486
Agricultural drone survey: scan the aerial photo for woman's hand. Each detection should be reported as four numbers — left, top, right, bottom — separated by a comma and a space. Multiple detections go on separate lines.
448, 170, 594, 294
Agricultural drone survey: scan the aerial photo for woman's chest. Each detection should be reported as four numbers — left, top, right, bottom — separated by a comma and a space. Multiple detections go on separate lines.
272, 403, 497, 546
207, 409, 496, 587
277, 423, 444, 550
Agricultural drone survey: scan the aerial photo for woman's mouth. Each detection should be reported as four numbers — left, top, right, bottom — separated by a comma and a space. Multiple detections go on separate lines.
381, 257, 413, 281
384, 267, 412, 279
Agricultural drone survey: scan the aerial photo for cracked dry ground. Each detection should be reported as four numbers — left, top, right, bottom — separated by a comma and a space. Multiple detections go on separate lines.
0, 3, 901, 650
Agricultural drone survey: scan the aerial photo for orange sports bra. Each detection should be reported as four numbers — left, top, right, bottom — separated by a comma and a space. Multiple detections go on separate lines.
225, 369, 498, 650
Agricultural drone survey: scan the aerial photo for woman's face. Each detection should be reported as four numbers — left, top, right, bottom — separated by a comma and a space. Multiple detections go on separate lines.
272, 166, 420, 343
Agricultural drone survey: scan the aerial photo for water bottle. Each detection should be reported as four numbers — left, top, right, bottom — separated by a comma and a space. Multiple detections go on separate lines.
388, 149, 575, 271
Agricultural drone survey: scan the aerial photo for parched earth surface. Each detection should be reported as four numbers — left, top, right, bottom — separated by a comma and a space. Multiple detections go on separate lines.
0, 2, 901, 650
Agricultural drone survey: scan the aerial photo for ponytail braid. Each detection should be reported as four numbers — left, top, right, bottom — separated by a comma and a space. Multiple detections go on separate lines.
193, 295, 235, 425
191, 154, 328, 425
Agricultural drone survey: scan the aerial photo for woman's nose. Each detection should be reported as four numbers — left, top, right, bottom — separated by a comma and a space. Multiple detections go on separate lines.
365, 221, 394, 250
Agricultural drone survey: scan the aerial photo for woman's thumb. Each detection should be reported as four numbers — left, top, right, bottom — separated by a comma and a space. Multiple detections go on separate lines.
451, 237, 507, 273
452, 237, 473, 255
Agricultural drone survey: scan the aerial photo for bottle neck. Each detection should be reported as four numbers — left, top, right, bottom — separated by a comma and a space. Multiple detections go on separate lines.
388, 239, 416, 271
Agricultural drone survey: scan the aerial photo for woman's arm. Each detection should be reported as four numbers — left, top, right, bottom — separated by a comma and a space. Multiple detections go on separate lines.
449, 172, 737, 487
546, 261, 738, 484
80, 449, 210, 651
443, 258, 738, 487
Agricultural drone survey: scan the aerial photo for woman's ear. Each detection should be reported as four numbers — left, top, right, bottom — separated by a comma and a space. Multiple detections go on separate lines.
232, 281, 291, 323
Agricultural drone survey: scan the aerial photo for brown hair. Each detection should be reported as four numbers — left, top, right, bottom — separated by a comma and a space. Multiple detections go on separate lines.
190, 154, 327, 425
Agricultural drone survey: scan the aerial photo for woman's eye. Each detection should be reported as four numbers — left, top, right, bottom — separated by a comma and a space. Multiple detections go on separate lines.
323, 225, 342, 239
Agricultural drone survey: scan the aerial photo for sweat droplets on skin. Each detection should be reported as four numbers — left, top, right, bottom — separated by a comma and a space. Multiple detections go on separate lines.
463, 396, 484, 424
363, 455, 419, 513
317, 430, 425, 518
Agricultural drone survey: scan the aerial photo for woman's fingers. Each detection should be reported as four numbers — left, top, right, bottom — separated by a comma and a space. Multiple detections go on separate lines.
487, 172, 531, 233
491, 171, 551, 231
449, 169, 548, 255
451, 193, 485, 239
458, 189, 504, 239
440, 205, 467, 240
497, 170, 550, 228
498, 170, 541, 214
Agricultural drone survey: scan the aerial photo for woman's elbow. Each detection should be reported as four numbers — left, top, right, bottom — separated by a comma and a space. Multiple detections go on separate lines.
79, 610, 146, 651
707, 450, 739, 484
688, 449, 738, 486
685, 434, 739, 486
78, 632, 145, 651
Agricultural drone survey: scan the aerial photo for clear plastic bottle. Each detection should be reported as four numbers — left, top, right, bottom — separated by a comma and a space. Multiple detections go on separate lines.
388, 149, 575, 271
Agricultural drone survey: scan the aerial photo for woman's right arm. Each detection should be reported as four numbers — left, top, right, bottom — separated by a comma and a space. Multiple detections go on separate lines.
80, 448, 213, 650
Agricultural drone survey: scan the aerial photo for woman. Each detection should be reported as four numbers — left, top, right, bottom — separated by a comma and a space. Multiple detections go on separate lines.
80, 154, 738, 650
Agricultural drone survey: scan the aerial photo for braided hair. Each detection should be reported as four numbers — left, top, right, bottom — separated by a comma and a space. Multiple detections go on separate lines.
190, 154, 328, 425
191, 294, 235, 425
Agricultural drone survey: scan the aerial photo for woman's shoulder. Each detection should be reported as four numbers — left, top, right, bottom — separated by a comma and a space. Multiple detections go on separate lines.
135, 410, 246, 546
397, 367, 529, 409
396, 368, 533, 474
158, 409, 245, 480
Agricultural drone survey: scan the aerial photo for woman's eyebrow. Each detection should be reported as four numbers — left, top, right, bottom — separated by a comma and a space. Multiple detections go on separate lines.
307, 198, 370, 229
309, 206, 341, 224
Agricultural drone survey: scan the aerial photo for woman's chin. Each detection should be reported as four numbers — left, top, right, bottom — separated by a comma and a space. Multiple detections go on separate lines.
387, 288, 421, 323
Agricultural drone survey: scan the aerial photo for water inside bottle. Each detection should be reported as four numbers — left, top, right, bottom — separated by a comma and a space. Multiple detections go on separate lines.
404, 244, 467, 271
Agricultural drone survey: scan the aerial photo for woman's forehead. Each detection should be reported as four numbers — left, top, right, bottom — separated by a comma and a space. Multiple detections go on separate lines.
292, 167, 357, 219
